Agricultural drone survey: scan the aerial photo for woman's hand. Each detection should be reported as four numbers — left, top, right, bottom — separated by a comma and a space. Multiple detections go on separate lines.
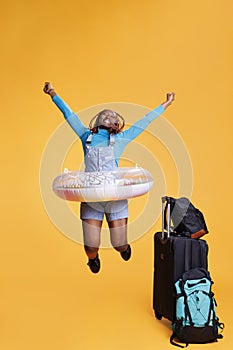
43, 82, 56, 97
161, 92, 175, 110
166, 92, 175, 104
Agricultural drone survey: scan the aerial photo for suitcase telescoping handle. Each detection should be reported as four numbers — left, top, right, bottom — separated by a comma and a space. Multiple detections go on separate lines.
162, 196, 171, 239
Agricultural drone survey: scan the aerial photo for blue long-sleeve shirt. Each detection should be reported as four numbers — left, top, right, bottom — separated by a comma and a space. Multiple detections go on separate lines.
52, 95, 164, 165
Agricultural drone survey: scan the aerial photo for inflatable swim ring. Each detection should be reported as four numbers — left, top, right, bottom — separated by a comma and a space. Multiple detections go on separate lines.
52, 167, 154, 202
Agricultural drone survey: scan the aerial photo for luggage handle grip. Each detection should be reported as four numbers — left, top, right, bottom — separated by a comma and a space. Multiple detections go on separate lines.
162, 196, 171, 239
162, 196, 171, 204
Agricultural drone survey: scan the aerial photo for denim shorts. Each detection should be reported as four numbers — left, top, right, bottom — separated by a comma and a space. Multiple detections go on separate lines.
80, 200, 128, 221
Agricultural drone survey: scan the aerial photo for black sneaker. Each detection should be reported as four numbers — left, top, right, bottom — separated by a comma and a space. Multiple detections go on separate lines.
87, 254, 101, 273
120, 245, 131, 261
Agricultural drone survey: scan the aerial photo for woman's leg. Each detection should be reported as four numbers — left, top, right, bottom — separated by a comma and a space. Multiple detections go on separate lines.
105, 200, 129, 252
108, 218, 128, 252
82, 219, 102, 259
108, 219, 131, 260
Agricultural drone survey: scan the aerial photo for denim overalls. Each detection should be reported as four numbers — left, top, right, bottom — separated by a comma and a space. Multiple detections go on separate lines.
85, 133, 117, 172
80, 132, 128, 221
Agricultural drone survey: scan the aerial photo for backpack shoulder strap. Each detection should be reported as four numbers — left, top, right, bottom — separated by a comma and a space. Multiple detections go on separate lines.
179, 280, 194, 327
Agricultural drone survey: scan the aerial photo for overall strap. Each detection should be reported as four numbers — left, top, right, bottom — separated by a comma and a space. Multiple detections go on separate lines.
85, 134, 93, 150
109, 133, 115, 146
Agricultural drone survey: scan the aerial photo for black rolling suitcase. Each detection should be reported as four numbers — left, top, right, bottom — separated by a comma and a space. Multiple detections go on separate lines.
153, 196, 209, 322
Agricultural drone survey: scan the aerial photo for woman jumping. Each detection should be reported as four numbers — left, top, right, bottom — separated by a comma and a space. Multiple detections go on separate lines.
43, 82, 175, 273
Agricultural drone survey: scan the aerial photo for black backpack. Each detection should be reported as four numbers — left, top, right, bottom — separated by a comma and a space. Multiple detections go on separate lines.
164, 197, 208, 239
170, 268, 224, 347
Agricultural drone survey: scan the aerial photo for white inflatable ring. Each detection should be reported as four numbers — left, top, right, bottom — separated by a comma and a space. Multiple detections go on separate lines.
52, 167, 154, 202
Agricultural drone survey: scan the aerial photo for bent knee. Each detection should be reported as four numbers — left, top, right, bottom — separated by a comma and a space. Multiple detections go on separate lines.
84, 245, 99, 254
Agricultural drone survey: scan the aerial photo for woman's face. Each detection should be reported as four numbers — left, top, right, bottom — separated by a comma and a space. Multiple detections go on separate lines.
89, 109, 125, 133
97, 110, 119, 128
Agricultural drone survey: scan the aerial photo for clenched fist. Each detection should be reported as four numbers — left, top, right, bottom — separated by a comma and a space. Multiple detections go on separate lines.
166, 92, 175, 104
43, 82, 56, 97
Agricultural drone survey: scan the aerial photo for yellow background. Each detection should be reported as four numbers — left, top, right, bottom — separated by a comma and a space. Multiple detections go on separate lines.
1, 0, 233, 349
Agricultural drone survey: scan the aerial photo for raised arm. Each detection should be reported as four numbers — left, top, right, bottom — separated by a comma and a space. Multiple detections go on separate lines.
43, 82, 88, 138
119, 92, 175, 142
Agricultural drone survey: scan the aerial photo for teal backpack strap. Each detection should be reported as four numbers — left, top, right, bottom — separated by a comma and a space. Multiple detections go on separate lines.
179, 280, 194, 327
205, 290, 215, 326
209, 294, 225, 338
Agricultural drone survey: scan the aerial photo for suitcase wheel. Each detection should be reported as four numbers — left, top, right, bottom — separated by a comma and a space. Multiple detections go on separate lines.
154, 310, 162, 320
